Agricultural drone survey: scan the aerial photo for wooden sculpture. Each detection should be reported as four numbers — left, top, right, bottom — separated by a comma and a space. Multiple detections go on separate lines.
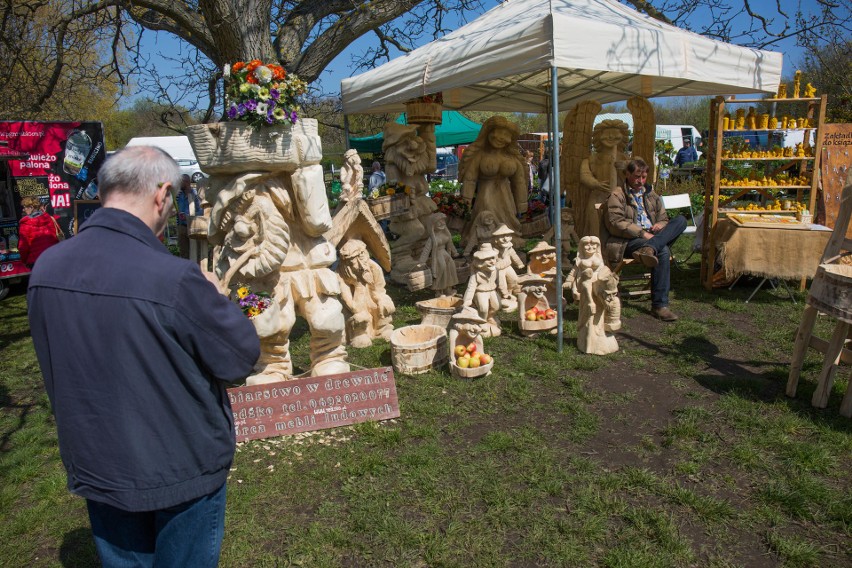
338, 149, 364, 206
462, 243, 502, 337
416, 212, 460, 297
493, 223, 525, 311
337, 239, 395, 348
463, 209, 499, 257
565, 236, 621, 355
448, 307, 494, 378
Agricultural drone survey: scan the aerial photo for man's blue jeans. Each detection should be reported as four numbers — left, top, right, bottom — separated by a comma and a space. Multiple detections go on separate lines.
624, 215, 687, 309
86, 483, 227, 568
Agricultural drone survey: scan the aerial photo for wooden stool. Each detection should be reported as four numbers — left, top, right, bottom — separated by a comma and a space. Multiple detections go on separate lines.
787, 173, 852, 418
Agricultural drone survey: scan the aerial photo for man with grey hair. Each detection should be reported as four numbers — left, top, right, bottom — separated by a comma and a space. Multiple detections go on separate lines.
27, 145, 260, 566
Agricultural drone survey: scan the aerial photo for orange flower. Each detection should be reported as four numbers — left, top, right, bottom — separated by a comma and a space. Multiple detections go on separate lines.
232, 61, 245, 72
246, 59, 263, 72
246, 73, 258, 84
269, 64, 286, 80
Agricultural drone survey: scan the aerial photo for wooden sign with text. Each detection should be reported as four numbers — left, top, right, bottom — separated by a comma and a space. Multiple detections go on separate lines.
227, 367, 400, 443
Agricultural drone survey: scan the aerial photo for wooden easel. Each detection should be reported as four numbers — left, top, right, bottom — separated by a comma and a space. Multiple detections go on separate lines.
787, 172, 852, 417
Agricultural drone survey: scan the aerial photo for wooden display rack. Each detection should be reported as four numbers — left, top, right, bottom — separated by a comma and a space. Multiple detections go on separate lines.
700, 95, 828, 290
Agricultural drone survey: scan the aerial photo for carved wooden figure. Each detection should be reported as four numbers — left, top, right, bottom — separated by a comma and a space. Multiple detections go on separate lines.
565, 236, 621, 355
337, 239, 395, 348
526, 240, 562, 308
517, 275, 558, 337
459, 116, 528, 239
338, 149, 364, 206
463, 209, 499, 258
448, 307, 493, 378
417, 212, 459, 297
492, 224, 525, 311
462, 243, 502, 337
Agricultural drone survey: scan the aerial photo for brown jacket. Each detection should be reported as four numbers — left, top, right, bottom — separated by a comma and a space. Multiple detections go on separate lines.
602, 184, 668, 266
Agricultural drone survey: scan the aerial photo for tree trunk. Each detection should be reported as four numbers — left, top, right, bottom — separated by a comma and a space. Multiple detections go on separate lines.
199, 0, 276, 65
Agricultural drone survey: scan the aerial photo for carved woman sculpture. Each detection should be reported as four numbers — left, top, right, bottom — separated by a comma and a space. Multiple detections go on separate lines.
462, 243, 502, 337
565, 236, 621, 355
459, 116, 528, 240
339, 149, 364, 206
417, 212, 459, 297
578, 119, 630, 238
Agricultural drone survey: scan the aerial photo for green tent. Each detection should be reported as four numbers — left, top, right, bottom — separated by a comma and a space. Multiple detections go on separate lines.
349, 111, 481, 153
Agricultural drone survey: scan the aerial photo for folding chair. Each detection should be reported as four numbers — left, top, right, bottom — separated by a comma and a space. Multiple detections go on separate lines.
661, 193, 698, 267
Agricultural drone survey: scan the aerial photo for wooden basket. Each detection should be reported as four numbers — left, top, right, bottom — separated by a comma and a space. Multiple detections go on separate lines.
186, 120, 322, 174
446, 216, 466, 233
404, 101, 442, 124
808, 264, 852, 322
518, 316, 558, 334
406, 267, 433, 292
454, 258, 471, 282
188, 215, 209, 240
367, 194, 411, 221
520, 214, 551, 238
390, 325, 448, 375
449, 359, 493, 379
415, 296, 463, 328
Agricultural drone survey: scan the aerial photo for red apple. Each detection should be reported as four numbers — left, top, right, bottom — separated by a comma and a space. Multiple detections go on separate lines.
479, 353, 492, 365
468, 356, 482, 368
466, 342, 477, 354
454, 345, 468, 357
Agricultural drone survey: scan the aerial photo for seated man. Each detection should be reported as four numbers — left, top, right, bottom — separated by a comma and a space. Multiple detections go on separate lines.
602, 158, 686, 322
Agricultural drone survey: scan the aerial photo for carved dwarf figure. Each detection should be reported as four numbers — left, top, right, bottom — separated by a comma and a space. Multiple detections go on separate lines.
336, 239, 395, 348
417, 212, 459, 297
517, 274, 558, 337
448, 307, 492, 377
565, 236, 621, 355
211, 170, 348, 384
339, 149, 364, 205
462, 243, 501, 337
492, 224, 525, 311
526, 240, 562, 308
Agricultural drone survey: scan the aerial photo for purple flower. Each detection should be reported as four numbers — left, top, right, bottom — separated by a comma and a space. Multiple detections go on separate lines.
244, 99, 257, 111
290, 110, 298, 123
270, 88, 280, 100
237, 103, 246, 116
227, 105, 238, 120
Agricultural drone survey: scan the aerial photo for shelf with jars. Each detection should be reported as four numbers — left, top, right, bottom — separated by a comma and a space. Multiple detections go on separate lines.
700, 84, 828, 290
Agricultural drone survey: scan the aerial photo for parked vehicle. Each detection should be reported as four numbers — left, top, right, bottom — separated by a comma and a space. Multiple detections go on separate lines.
126, 136, 208, 182
434, 148, 459, 180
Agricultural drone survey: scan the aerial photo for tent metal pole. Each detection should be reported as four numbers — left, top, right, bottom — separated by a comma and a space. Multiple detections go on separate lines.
550, 65, 563, 353
344, 115, 351, 150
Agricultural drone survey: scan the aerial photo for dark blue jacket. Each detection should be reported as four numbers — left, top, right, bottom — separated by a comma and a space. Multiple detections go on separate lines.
28, 207, 260, 512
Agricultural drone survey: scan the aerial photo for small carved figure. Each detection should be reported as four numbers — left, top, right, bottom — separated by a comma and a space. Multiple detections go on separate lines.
337, 239, 395, 348
462, 243, 502, 337
526, 240, 561, 307
463, 209, 499, 258
792, 70, 802, 99
565, 236, 621, 355
339, 149, 364, 205
459, 116, 528, 238
803, 83, 817, 98
516, 275, 558, 337
417, 212, 459, 297
383, 122, 438, 220
492, 224, 525, 311
448, 307, 492, 376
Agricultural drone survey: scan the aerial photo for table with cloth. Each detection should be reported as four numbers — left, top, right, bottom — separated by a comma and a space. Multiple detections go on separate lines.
713, 218, 832, 284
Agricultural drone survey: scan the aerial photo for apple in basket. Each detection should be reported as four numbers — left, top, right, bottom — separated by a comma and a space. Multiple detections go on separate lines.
544, 309, 557, 320
454, 345, 468, 357
479, 353, 493, 365
525, 308, 538, 321
466, 342, 477, 354
457, 355, 471, 368
468, 355, 482, 368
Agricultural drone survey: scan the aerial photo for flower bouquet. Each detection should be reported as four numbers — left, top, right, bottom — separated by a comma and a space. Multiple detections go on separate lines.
520, 198, 550, 237
367, 182, 412, 220
234, 284, 281, 338
405, 92, 443, 124
224, 60, 307, 128
187, 59, 320, 174
431, 190, 471, 232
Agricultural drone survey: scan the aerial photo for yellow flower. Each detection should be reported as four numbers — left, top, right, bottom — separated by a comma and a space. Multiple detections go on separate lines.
237, 287, 249, 299
404, 186, 411, 195
386, 188, 396, 196
247, 307, 260, 317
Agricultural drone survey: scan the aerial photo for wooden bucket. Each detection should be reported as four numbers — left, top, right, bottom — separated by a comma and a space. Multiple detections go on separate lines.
518, 316, 558, 334
446, 216, 465, 233
188, 215, 209, 240
404, 101, 442, 124
390, 325, 448, 375
808, 263, 852, 322
415, 296, 463, 328
406, 267, 433, 292
520, 214, 551, 238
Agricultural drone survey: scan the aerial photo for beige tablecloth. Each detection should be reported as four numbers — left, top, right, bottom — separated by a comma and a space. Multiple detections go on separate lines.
714, 219, 831, 280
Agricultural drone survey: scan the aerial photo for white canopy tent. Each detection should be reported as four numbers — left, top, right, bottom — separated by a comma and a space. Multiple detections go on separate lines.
341, 0, 783, 349
341, 0, 783, 115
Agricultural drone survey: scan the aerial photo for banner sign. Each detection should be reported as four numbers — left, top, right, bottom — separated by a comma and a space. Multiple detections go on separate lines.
820, 123, 852, 235
227, 367, 400, 443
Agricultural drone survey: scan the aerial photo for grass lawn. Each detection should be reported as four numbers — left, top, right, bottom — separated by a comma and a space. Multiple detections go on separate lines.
1, 235, 850, 567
